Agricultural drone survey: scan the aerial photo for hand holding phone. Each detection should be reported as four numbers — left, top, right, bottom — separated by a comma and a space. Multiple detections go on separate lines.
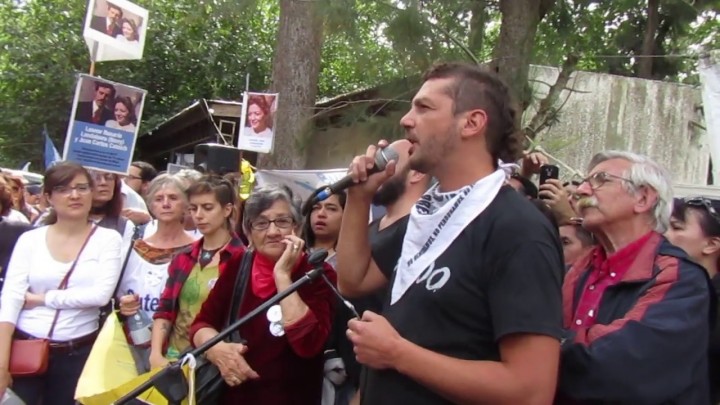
539, 165, 559, 185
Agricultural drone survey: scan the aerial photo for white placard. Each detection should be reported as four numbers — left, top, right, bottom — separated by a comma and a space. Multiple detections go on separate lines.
237, 92, 278, 154
83, 0, 149, 61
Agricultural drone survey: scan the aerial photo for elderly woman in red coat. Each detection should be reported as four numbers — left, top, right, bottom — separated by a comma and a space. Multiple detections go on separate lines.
190, 184, 336, 404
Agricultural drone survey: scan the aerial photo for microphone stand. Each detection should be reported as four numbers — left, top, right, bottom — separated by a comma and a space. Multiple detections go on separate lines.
114, 256, 328, 405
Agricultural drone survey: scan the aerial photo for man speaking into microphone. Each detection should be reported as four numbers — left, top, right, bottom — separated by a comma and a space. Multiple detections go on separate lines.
336, 62, 564, 405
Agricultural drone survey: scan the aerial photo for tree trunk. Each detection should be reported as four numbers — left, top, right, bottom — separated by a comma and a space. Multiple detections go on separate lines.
468, 0, 487, 53
638, 0, 660, 79
258, 0, 324, 170
492, 0, 553, 115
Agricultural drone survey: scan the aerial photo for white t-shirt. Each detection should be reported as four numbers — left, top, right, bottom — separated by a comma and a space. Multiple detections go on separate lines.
142, 220, 202, 241
243, 127, 272, 138
117, 249, 168, 318
3, 209, 29, 224
121, 182, 148, 213
116, 241, 191, 318
0, 226, 123, 340
106, 120, 136, 132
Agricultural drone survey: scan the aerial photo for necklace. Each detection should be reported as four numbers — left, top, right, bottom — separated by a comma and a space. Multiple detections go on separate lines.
198, 237, 231, 268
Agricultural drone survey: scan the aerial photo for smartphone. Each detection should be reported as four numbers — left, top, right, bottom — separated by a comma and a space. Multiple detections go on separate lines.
539, 164, 559, 185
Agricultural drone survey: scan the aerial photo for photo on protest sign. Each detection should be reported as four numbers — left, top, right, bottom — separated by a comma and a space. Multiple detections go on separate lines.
83, 0, 149, 61
64, 74, 146, 175
237, 92, 278, 154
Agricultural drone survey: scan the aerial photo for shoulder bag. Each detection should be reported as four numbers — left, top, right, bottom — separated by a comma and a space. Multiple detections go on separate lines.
9, 225, 98, 376
193, 250, 254, 404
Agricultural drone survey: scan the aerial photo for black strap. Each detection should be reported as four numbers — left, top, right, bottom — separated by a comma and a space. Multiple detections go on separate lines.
112, 225, 145, 301
225, 250, 254, 343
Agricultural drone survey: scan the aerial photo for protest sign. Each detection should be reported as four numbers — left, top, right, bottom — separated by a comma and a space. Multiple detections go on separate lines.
83, 0, 149, 62
64, 74, 146, 174
237, 92, 278, 154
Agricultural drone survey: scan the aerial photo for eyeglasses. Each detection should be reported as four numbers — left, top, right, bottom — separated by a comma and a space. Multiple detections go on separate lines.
580, 171, 634, 190
91, 172, 116, 182
250, 217, 294, 231
685, 197, 720, 224
52, 183, 92, 196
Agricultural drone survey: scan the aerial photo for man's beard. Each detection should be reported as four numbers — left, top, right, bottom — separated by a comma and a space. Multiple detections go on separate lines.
372, 168, 408, 207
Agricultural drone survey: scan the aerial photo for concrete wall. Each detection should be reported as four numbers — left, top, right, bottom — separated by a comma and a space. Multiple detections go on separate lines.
306, 66, 708, 185
526, 65, 708, 184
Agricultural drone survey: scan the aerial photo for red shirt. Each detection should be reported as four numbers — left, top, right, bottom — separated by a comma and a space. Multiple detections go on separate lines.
570, 232, 654, 330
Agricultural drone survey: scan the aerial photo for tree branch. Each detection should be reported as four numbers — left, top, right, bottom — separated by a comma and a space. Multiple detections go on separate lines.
523, 54, 579, 140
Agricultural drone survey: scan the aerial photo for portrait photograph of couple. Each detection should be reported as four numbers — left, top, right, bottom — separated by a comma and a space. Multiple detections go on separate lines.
238, 92, 278, 154
83, 0, 148, 60
72, 76, 145, 134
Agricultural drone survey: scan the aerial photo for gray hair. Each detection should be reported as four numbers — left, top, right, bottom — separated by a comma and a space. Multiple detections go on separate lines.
174, 169, 203, 188
145, 173, 189, 206
242, 184, 302, 235
588, 150, 673, 233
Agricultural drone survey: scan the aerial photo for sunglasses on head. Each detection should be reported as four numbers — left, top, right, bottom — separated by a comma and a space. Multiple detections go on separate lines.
684, 196, 720, 224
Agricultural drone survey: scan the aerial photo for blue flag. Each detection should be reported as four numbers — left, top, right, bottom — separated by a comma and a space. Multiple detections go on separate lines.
43, 126, 61, 169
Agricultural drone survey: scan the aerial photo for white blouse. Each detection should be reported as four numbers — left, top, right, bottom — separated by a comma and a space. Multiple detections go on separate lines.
0, 226, 122, 340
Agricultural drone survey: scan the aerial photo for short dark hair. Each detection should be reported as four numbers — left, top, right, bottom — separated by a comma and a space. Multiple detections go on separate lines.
131, 161, 157, 183
511, 173, 538, 199
94, 81, 116, 99
187, 175, 237, 228
107, 3, 123, 15
673, 198, 720, 238
422, 62, 525, 163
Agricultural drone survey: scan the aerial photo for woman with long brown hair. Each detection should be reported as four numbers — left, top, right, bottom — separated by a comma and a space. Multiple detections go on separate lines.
0, 162, 122, 405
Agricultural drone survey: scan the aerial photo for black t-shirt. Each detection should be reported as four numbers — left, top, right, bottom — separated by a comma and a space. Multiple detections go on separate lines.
0, 219, 32, 290
328, 214, 411, 389
362, 186, 564, 405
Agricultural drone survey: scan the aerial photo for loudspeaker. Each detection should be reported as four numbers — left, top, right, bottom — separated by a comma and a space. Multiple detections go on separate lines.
193, 143, 241, 175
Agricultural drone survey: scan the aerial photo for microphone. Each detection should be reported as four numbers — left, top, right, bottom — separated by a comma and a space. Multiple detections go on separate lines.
302, 146, 399, 214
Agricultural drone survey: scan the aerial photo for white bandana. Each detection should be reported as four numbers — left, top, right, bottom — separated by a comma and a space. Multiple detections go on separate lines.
390, 168, 507, 305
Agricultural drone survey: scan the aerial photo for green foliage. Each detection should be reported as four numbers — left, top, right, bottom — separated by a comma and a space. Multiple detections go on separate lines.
0, 0, 278, 169
534, 0, 720, 83
0, 0, 716, 168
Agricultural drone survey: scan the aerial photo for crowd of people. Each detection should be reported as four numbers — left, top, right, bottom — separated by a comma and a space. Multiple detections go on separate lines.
0, 61, 718, 405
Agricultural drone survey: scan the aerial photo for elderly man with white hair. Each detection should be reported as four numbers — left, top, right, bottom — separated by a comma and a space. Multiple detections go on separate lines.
557, 150, 713, 404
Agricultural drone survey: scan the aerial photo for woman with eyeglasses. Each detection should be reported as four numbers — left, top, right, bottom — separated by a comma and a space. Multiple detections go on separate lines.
150, 175, 244, 369
666, 196, 720, 403
87, 170, 135, 252
190, 184, 336, 404
0, 162, 122, 405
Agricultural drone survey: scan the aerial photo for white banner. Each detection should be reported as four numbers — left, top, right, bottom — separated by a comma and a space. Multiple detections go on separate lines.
255, 168, 347, 202
255, 168, 386, 222
83, 0, 149, 61
700, 50, 720, 180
